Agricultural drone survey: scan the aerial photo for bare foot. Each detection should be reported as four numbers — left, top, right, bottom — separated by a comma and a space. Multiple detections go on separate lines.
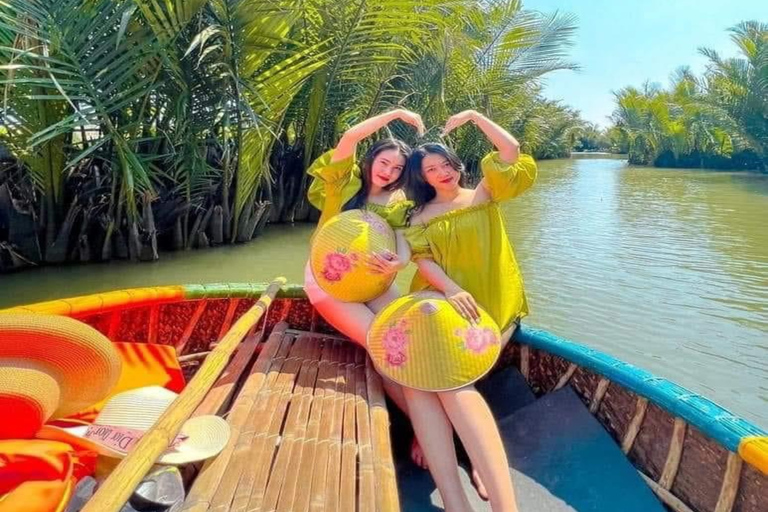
471, 467, 489, 501
410, 437, 428, 469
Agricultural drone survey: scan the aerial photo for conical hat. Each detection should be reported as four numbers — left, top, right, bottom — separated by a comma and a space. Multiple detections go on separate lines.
310, 209, 397, 302
367, 292, 501, 391
0, 313, 121, 439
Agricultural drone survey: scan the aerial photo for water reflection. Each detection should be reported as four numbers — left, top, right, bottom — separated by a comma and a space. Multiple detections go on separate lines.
506, 160, 768, 427
1, 159, 767, 427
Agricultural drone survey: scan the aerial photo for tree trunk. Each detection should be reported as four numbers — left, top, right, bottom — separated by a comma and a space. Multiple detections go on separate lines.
74, 207, 92, 262
139, 196, 159, 261
114, 198, 128, 259
45, 200, 80, 264
173, 217, 184, 250
243, 202, 264, 241
236, 201, 254, 243
115, 229, 129, 259
253, 202, 272, 237
0, 184, 42, 264
211, 205, 224, 245
269, 176, 286, 223
128, 221, 141, 262
188, 207, 213, 249
101, 217, 114, 261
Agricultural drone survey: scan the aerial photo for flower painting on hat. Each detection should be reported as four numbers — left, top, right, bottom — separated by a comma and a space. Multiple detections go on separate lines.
381, 319, 411, 368
455, 326, 500, 355
321, 250, 358, 282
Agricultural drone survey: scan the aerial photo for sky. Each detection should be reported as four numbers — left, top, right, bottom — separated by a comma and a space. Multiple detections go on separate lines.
530, 0, 766, 128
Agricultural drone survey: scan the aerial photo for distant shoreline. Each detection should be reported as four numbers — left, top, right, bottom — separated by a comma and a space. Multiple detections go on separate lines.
570, 152, 627, 159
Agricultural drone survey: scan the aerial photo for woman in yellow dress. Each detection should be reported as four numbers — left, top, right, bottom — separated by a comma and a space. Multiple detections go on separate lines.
403, 110, 537, 512
304, 107, 432, 464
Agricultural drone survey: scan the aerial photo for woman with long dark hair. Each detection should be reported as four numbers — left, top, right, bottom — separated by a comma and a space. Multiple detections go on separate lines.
402, 110, 537, 511
303, 108, 430, 465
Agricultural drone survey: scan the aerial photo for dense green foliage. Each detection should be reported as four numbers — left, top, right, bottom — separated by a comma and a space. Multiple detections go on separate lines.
610, 21, 767, 170
0, 0, 578, 269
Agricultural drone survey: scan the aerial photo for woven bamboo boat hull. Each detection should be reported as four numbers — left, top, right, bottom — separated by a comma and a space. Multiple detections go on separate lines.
3, 282, 767, 512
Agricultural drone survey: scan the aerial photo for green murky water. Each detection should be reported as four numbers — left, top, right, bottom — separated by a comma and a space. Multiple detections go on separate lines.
3, 158, 767, 427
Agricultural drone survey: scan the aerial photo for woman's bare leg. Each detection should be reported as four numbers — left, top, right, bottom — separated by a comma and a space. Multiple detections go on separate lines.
403, 387, 474, 512
438, 386, 517, 512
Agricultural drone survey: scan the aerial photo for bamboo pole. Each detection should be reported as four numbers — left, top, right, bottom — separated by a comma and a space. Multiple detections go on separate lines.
366, 358, 400, 512
714, 452, 743, 512
553, 363, 578, 391
639, 472, 696, 512
589, 377, 611, 414
292, 340, 337, 512
621, 397, 649, 454
147, 304, 160, 344
659, 418, 687, 489
81, 277, 287, 512
519, 345, 530, 380
176, 300, 209, 353
355, 349, 376, 512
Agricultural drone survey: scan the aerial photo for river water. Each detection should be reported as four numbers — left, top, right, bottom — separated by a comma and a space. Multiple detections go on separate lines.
2, 157, 767, 427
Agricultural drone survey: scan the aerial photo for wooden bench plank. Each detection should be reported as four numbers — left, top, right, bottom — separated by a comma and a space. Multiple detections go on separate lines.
209, 332, 295, 512
356, 350, 376, 512
367, 358, 400, 512
233, 334, 307, 512
192, 331, 264, 418
291, 339, 338, 512
340, 350, 360, 512
186, 327, 401, 512
261, 337, 323, 511
309, 340, 344, 512
182, 322, 288, 512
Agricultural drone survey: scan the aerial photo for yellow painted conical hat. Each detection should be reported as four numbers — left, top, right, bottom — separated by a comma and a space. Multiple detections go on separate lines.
367, 292, 501, 391
310, 209, 397, 302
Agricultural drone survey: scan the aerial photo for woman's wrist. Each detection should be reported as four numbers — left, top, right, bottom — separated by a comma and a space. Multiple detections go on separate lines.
444, 283, 464, 296
469, 110, 485, 125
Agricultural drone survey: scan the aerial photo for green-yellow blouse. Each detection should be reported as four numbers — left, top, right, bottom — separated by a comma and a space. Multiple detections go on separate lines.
405, 152, 538, 332
306, 149, 413, 229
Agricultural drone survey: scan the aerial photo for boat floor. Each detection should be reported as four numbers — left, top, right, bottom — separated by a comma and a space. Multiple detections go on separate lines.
391, 367, 666, 512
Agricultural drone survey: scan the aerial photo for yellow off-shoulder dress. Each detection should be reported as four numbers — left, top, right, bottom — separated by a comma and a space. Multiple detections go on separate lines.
306, 149, 412, 230
304, 149, 413, 304
405, 152, 537, 333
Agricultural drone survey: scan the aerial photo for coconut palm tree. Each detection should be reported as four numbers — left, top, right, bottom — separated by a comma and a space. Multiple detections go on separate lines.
0, 0, 582, 270
699, 21, 767, 166
609, 21, 767, 170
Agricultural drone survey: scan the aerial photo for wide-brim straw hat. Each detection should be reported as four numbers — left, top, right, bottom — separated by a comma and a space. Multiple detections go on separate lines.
0, 313, 121, 439
39, 386, 229, 465
310, 209, 397, 303
367, 292, 502, 391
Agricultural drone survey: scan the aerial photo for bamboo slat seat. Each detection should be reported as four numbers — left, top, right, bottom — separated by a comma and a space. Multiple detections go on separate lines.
182, 323, 400, 512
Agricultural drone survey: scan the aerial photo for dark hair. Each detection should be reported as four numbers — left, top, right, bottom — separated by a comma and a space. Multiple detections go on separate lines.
405, 143, 466, 210
342, 138, 411, 211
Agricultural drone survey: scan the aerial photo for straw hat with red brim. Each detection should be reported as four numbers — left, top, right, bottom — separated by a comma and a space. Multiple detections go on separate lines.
39, 386, 230, 465
0, 313, 121, 439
